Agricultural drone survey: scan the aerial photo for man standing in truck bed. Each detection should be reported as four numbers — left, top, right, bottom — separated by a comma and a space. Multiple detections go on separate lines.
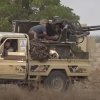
28, 19, 58, 40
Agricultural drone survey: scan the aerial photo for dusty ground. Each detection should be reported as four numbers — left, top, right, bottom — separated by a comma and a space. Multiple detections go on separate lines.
0, 67, 100, 100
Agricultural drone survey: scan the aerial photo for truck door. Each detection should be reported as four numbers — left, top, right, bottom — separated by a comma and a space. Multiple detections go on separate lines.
0, 38, 27, 80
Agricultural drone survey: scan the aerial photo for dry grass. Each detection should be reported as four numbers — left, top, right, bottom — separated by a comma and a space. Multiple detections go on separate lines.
0, 67, 100, 100
0, 85, 100, 100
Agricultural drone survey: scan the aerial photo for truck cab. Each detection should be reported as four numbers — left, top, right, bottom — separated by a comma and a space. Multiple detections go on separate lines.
0, 32, 28, 79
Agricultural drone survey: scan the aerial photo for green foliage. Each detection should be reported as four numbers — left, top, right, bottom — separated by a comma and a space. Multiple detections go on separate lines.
0, 1, 29, 31
92, 35, 100, 43
31, 0, 60, 7
0, 0, 80, 32
0, 17, 11, 31
29, 5, 79, 21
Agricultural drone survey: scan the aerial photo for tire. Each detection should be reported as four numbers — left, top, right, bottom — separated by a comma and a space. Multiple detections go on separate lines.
43, 71, 70, 92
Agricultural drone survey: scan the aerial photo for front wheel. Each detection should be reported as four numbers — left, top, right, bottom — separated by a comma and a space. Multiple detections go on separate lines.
43, 71, 70, 92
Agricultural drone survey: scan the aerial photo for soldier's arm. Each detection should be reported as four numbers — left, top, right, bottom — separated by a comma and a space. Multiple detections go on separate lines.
41, 26, 56, 40
43, 32, 55, 40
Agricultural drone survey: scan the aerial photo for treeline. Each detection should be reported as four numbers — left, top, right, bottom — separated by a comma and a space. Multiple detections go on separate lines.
0, 0, 80, 32
89, 35, 100, 43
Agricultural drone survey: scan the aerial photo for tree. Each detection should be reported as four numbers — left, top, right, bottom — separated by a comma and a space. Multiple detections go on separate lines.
29, 5, 79, 21
29, 0, 79, 21
0, 0, 29, 31
31, 0, 60, 7
0, 0, 80, 32
92, 35, 100, 43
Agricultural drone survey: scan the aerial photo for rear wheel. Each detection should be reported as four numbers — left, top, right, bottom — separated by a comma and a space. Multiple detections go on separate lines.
43, 71, 70, 92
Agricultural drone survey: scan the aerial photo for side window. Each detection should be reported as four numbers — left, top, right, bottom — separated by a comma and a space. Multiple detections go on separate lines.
0, 38, 27, 59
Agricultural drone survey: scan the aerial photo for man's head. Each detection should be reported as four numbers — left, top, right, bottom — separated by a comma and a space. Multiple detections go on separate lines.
40, 19, 48, 26
5, 41, 11, 49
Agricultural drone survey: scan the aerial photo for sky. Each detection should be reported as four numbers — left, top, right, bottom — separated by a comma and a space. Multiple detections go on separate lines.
60, 0, 100, 36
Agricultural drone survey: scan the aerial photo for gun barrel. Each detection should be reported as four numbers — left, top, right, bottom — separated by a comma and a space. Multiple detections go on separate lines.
82, 25, 100, 32
83, 28, 100, 31
84, 25, 100, 28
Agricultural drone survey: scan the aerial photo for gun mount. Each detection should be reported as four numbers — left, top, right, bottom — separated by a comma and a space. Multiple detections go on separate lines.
12, 16, 100, 44
12, 16, 100, 60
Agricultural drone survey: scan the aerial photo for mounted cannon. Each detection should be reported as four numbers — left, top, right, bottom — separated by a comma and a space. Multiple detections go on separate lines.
12, 16, 100, 61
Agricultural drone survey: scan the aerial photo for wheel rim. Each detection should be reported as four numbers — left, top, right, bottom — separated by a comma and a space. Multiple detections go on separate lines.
51, 77, 64, 91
